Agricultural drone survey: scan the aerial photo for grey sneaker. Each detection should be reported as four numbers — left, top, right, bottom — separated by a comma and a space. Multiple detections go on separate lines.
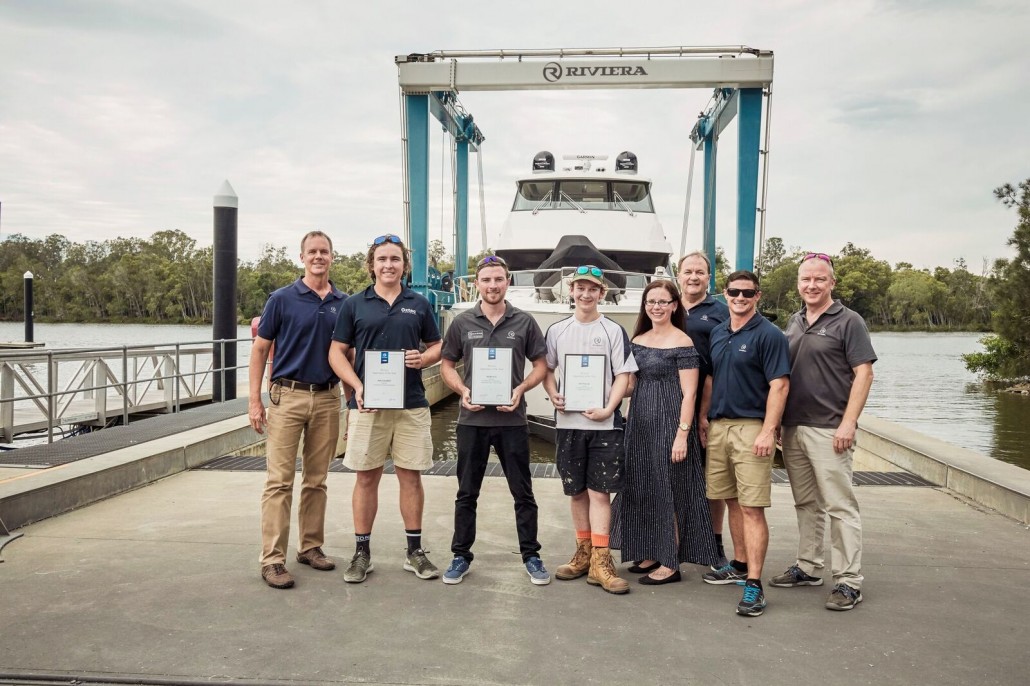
343, 551, 374, 583
525, 556, 551, 585
770, 564, 824, 588
710, 554, 730, 572
825, 583, 863, 611
403, 548, 440, 579
703, 563, 747, 585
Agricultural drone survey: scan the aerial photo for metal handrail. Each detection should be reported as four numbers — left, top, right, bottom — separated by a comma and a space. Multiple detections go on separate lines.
0, 337, 254, 444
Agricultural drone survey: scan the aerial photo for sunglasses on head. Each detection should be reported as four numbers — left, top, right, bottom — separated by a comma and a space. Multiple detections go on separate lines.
575, 265, 604, 278
477, 255, 507, 267
802, 252, 834, 267
372, 234, 403, 245
725, 288, 758, 298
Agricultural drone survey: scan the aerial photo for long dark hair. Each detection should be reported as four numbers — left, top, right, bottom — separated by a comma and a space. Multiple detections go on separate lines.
632, 280, 685, 338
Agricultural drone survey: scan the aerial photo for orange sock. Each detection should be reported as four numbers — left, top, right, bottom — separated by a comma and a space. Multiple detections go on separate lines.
576, 530, 591, 542
591, 533, 610, 548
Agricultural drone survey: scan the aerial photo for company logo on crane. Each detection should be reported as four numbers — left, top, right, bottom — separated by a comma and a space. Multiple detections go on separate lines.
542, 62, 649, 83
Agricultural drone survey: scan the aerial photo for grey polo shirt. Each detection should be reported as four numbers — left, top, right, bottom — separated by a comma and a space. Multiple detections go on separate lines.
441, 301, 547, 427
782, 301, 877, 429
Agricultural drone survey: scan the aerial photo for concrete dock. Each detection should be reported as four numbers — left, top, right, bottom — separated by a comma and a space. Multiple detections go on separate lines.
1, 459, 1028, 685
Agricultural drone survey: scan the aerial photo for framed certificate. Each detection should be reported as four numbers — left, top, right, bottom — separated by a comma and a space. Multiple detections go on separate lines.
362, 350, 406, 409
562, 354, 606, 412
470, 347, 514, 406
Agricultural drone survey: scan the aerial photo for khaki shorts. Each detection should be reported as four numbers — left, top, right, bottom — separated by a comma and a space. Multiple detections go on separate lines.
343, 407, 434, 471
706, 418, 772, 507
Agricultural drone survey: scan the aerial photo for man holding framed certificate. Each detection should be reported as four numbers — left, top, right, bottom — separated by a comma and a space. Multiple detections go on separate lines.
543, 265, 636, 595
440, 255, 550, 586
328, 233, 443, 584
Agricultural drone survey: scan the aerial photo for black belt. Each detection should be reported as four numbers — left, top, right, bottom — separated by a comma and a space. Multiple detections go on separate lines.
273, 378, 338, 392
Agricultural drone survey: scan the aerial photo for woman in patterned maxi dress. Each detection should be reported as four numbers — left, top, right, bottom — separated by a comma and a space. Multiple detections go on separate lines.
611, 280, 719, 583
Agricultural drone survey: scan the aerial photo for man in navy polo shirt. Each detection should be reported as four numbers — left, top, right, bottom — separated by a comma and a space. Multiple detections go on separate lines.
329, 233, 442, 584
439, 255, 550, 586
249, 230, 347, 590
677, 250, 731, 568
701, 269, 789, 617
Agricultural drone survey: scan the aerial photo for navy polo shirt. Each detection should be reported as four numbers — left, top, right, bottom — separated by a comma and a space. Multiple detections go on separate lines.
709, 312, 790, 420
682, 294, 729, 383
333, 284, 442, 410
257, 278, 347, 385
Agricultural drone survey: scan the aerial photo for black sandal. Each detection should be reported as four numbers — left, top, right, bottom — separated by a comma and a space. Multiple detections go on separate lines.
628, 560, 661, 574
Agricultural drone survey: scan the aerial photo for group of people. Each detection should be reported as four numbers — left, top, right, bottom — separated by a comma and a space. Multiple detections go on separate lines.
249, 231, 876, 619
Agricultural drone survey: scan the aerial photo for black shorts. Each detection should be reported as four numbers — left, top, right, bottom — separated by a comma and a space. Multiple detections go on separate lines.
555, 428, 624, 496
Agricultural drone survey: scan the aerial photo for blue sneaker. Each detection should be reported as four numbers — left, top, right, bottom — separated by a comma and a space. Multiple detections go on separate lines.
736, 583, 767, 617
525, 556, 551, 586
442, 556, 470, 585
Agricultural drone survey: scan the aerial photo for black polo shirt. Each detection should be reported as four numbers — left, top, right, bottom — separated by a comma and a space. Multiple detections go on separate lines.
257, 278, 347, 385
441, 301, 547, 427
683, 295, 729, 412
333, 284, 442, 410
782, 301, 877, 428
709, 312, 790, 420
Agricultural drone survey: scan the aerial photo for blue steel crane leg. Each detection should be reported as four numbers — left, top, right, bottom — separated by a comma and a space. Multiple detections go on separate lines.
735, 88, 763, 272
455, 141, 469, 278
405, 94, 430, 292
703, 135, 718, 293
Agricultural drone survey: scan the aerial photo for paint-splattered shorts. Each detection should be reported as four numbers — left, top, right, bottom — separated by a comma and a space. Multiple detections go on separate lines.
555, 428, 624, 496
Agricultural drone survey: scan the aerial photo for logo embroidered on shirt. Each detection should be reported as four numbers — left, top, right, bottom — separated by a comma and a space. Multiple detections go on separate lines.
401, 307, 418, 315
701, 315, 708, 321
739, 344, 748, 352
817, 327, 827, 336
507, 331, 516, 339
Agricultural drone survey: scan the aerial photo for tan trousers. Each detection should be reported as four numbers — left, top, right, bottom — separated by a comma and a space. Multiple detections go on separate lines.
781, 425, 863, 589
259, 385, 341, 566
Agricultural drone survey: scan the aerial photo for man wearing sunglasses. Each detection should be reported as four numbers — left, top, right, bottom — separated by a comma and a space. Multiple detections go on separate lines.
703, 270, 790, 617
329, 233, 443, 583
439, 255, 551, 586
769, 253, 876, 611
249, 231, 347, 590
544, 265, 635, 595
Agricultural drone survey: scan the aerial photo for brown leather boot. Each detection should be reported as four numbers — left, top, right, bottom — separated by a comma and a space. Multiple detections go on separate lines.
261, 563, 295, 589
297, 546, 336, 571
555, 538, 592, 580
587, 547, 630, 594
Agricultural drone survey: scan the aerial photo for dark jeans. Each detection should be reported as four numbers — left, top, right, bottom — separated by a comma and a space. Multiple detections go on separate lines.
452, 424, 541, 563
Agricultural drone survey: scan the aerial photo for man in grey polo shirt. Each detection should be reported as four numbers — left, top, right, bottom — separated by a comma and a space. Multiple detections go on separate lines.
439, 255, 550, 585
770, 252, 876, 611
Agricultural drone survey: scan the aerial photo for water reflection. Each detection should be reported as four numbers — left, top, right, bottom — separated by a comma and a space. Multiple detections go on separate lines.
430, 395, 555, 463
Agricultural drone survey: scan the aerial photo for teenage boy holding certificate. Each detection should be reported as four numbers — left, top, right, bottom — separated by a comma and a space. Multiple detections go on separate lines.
544, 265, 636, 595
439, 255, 550, 586
328, 234, 442, 584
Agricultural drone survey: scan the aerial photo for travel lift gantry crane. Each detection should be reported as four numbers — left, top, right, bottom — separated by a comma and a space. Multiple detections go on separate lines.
395, 46, 774, 312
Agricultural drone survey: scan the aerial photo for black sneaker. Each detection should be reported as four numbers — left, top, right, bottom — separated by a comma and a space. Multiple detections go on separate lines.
825, 583, 863, 611
736, 583, 767, 617
703, 563, 747, 585
769, 564, 823, 588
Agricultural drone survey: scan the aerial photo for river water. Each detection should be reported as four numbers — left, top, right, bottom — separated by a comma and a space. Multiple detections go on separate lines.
1, 324, 1026, 471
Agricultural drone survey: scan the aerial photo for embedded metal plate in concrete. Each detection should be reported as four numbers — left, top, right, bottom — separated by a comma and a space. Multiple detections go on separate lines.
199, 456, 937, 486
0, 398, 252, 468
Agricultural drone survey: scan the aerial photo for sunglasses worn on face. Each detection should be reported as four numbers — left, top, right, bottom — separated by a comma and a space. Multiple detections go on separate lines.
576, 265, 604, 278
802, 252, 834, 267
645, 299, 675, 308
726, 288, 758, 298
373, 234, 403, 245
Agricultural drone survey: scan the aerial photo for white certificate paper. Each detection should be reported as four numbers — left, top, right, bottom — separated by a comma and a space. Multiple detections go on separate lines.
470, 347, 514, 406
562, 354, 606, 412
362, 350, 405, 409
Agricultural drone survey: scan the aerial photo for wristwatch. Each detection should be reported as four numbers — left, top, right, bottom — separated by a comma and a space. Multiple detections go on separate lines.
678, 422, 692, 432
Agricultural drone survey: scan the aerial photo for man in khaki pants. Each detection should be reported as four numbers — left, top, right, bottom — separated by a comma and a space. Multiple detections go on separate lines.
249, 230, 347, 589
769, 253, 876, 611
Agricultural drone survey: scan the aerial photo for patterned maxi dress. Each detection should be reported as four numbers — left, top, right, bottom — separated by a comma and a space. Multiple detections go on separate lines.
611, 344, 719, 569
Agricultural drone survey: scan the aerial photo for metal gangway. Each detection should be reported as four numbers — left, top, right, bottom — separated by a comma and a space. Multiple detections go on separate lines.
0, 338, 253, 444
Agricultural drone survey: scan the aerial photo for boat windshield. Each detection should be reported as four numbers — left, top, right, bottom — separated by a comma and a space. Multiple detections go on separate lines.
512, 180, 654, 212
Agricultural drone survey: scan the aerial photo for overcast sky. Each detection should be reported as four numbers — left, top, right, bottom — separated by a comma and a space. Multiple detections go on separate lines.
2, 0, 1028, 271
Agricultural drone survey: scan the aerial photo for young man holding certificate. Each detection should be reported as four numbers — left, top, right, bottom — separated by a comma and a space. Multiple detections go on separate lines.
439, 255, 550, 586
544, 265, 635, 595
328, 234, 443, 584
